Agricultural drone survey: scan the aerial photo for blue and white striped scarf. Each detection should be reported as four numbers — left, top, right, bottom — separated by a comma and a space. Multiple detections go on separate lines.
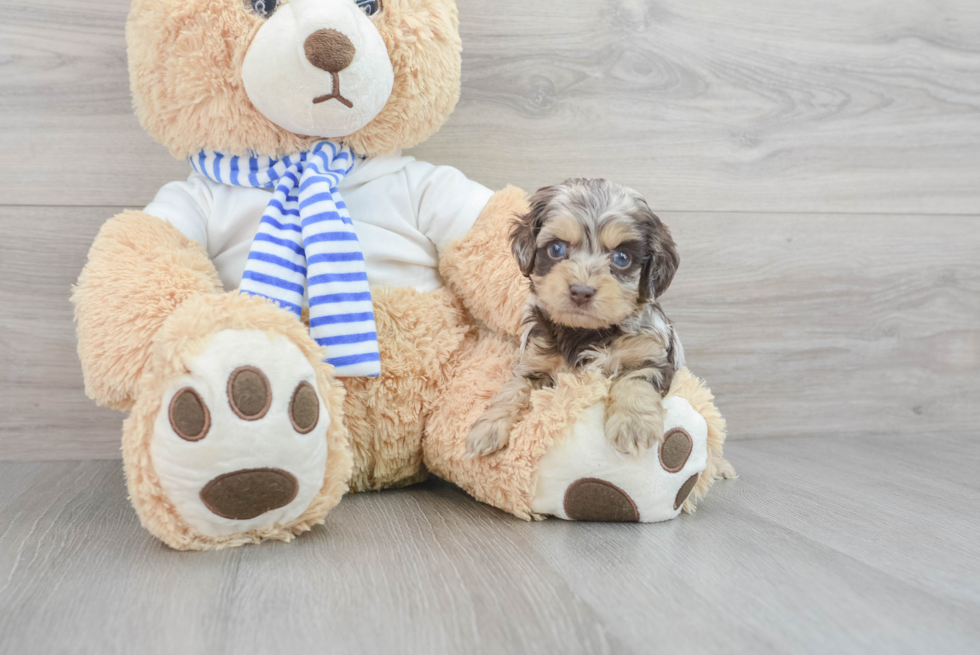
192, 142, 381, 377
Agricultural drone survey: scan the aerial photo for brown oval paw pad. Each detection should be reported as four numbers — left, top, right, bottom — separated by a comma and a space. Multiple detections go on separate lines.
564, 478, 639, 522
289, 382, 320, 434
674, 473, 700, 511
169, 388, 210, 442
659, 428, 693, 473
200, 468, 299, 520
227, 366, 272, 420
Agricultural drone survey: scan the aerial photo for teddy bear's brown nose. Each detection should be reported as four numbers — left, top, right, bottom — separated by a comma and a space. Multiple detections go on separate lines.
304, 29, 356, 73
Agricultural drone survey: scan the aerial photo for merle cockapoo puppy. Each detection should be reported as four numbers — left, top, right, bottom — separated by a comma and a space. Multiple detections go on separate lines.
466, 178, 685, 458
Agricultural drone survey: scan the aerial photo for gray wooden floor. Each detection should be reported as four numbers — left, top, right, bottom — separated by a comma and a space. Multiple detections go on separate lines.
2, 435, 979, 654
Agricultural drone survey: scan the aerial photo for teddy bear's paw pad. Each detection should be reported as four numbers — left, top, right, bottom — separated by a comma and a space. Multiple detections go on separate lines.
169, 388, 211, 441
227, 366, 272, 420
531, 397, 708, 524
200, 468, 298, 520
674, 473, 700, 511
151, 329, 329, 538
659, 428, 693, 473
563, 478, 639, 522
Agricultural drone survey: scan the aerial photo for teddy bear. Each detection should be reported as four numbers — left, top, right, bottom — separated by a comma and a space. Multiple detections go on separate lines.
72, 0, 734, 551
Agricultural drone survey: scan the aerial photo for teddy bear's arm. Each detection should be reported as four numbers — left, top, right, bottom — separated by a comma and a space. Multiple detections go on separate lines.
439, 186, 531, 339
73, 211, 223, 411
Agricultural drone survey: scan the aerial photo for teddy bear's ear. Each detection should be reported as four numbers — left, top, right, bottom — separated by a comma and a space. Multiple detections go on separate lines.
510, 186, 559, 278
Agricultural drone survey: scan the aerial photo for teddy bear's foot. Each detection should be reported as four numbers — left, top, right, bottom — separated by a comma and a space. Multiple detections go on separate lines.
531, 395, 708, 523
123, 294, 351, 550
148, 329, 330, 538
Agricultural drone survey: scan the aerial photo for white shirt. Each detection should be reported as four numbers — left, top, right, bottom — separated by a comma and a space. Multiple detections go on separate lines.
144, 152, 495, 293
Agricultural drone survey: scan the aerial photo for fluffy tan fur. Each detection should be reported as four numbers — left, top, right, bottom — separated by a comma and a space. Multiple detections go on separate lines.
127, 0, 461, 159
439, 186, 531, 338
343, 287, 470, 492
73, 212, 223, 411
123, 292, 352, 551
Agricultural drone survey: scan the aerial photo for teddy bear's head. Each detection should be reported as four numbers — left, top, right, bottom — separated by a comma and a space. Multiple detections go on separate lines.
128, 0, 461, 159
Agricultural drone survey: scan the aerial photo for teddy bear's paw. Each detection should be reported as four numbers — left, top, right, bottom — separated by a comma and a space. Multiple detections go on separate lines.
150, 329, 330, 538
530, 396, 708, 523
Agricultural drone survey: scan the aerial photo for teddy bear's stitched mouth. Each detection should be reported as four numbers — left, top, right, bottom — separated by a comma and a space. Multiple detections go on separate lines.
313, 72, 355, 108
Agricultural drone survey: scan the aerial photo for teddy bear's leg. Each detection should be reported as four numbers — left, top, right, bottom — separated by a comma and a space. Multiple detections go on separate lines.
342, 287, 471, 492
424, 329, 728, 523
75, 213, 351, 550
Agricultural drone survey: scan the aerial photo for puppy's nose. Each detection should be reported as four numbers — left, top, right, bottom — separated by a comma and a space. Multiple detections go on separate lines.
569, 284, 596, 306
304, 29, 356, 73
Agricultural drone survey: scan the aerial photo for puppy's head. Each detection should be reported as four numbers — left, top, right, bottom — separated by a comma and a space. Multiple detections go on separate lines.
511, 179, 678, 329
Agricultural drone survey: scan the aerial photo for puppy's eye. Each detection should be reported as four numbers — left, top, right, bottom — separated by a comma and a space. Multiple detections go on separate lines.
612, 251, 631, 268
548, 242, 568, 259
355, 0, 383, 16
248, 0, 278, 18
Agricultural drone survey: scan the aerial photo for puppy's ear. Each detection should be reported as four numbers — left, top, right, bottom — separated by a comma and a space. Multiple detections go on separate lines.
637, 202, 679, 302
510, 186, 557, 277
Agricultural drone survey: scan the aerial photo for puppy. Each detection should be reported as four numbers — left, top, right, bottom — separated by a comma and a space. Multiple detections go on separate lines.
466, 178, 684, 457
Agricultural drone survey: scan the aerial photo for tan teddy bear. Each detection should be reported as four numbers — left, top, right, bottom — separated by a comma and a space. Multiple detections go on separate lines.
73, 0, 733, 550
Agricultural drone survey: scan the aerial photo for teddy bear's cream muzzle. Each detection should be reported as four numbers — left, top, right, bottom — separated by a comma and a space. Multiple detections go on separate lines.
242, 0, 394, 140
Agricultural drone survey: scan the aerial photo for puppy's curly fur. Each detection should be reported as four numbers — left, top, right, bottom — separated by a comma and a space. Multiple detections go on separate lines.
466, 179, 683, 457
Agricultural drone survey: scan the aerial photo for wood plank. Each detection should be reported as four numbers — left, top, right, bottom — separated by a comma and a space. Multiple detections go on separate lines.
0, 460, 616, 655
666, 212, 980, 440
1, 436, 979, 654
0, 206, 124, 459
513, 435, 980, 654
1, 206, 978, 458
716, 433, 980, 606
420, 0, 980, 214
1, 0, 979, 212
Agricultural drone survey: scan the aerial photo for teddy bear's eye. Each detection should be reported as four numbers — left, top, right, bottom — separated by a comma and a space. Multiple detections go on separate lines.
249, 0, 278, 18
355, 0, 382, 17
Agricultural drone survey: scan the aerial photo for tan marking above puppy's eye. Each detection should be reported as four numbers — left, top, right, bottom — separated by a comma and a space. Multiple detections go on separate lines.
599, 219, 642, 251
539, 212, 585, 247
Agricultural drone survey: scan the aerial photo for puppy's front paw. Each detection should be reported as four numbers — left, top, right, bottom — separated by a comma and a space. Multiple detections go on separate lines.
466, 415, 511, 457
605, 404, 664, 456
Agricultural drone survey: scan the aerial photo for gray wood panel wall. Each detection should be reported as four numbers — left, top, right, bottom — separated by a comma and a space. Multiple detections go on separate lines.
2, 0, 979, 459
